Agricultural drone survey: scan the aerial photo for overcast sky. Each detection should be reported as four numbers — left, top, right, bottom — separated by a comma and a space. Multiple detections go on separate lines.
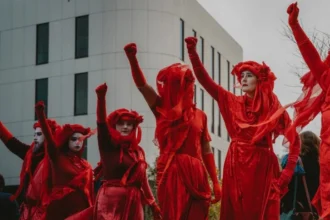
197, 0, 330, 155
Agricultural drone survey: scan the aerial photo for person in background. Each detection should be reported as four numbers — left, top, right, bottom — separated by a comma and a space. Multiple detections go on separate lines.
0, 173, 19, 220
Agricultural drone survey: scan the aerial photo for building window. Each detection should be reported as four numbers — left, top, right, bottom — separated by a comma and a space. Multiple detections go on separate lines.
192, 29, 197, 37
180, 18, 185, 61
227, 61, 230, 141
211, 100, 215, 133
233, 74, 236, 94
74, 72, 88, 115
211, 147, 215, 154
217, 52, 221, 137
75, 15, 89, 59
218, 149, 222, 178
194, 84, 197, 104
200, 36, 204, 63
82, 140, 88, 159
35, 78, 48, 119
36, 23, 49, 65
211, 46, 215, 80
200, 88, 204, 110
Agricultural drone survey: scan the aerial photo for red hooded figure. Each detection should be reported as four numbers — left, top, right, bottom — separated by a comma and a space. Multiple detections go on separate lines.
34, 101, 94, 220
0, 118, 59, 220
66, 83, 160, 220
185, 37, 300, 220
287, 3, 330, 219
124, 43, 221, 220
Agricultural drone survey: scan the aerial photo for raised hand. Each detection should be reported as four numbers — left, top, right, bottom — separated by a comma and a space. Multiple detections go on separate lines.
150, 202, 162, 220
35, 101, 45, 112
211, 183, 222, 204
287, 2, 299, 26
124, 43, 137, 57
95, 83, 108, 97
185, 37, 198, 53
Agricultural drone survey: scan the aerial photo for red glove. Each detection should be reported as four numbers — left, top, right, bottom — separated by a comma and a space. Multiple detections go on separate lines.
150, 201, 162, 220
124, 43, 146, 88
95, 83, 108, 123
287, 2, 299, 26
124, 43, 137, 58
95, 83, 108, 98
0, 121, 13, 143
185, 37, 198, 54
35, 101, 45, 113
203, 153, 221, 203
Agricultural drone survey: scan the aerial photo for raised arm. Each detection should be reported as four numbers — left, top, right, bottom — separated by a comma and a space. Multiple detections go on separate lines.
95, 83, 112, 151
185, 37, 220, 100
0, 122, 30, 159
287, 3, 327, 82
124, 43, 160, 109
35, 101, 57, 160
141, 173, 162, 220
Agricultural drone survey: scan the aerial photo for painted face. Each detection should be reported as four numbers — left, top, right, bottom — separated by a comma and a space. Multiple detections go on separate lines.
115, 120, 134, 136
240, 70, 257, 96
33, 127, 45, 152
68, 133, 84, 152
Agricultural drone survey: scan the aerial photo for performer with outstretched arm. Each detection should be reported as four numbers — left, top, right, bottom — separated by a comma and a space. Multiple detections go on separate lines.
0, 118, 59, 220
185, 37, 300, 220
35, 101, 94, 220
124, 43, 221, 220
287, 3, 330, 219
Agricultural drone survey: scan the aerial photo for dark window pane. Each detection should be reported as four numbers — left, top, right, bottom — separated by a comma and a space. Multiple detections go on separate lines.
194, 84, 197, 104
218, 150, 221, 178
200, 88, 204, 110
200, 36, 204, 63
35, 78, 48, 119
180, 18, 185, 61
75, 15, 89, 58
36, 23, 49, 65
74, 72, 88, 115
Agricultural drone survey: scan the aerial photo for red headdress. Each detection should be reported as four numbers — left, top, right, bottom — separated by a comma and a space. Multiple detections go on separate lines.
154, 63, 195, 149
94, 109, 145, 184
10, 119, 60, 201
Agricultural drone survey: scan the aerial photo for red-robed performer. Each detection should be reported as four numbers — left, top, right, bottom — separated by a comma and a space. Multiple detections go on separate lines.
124, 43, 221, 220
0, 118, 59, 219
185, 37, 300, 220
89, 83, 161, 220
287, 3, 330, 219
34, 101, 94, 220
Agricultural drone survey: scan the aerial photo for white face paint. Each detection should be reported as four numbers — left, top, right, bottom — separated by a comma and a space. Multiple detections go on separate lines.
240, 70, 257, 97
68, 133, 84, 152
115, 120, 134, 136
33, 127, 45, 152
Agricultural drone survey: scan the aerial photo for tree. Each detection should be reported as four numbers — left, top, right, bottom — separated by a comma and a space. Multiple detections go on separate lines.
282, 21, 330, 79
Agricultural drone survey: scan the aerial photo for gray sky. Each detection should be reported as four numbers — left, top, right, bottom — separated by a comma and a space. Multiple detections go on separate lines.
198, 0, 330, 154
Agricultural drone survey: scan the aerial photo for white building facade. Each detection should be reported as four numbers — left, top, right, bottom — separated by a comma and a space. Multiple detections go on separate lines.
0, 0, 242, 186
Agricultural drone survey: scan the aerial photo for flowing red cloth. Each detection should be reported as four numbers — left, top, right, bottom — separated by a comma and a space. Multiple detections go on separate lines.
151, 64, 211, 220
187, 39, 300, 220
35, 102, 94, 220
287, 6, 330, 218
0, 120, 59, 220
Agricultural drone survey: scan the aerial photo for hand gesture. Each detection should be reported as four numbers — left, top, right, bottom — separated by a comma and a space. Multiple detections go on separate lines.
287, 2, 299, 26
185, 37, 198, 53
95, 83, 108, 97
124, 43, 137, 57
211, 183, 221, 204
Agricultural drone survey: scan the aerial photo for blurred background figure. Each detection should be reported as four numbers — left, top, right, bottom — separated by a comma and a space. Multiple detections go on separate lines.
281, 131, 320, 213
0, 173, 19, 220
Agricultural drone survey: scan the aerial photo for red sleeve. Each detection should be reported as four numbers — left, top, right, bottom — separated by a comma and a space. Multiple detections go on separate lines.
4, 137, 30, 160
35, 105, 58, 161
188, 49, 220, 100
290, 22, 328, 82
97, 122, 112, 152
201, 112, 211, 143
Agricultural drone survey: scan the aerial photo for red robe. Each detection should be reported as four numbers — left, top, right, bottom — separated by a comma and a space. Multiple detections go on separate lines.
187, 44, 300, 220
289, 18, 330, 219
3, 138, 45, 220
35, 106, 94, 220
